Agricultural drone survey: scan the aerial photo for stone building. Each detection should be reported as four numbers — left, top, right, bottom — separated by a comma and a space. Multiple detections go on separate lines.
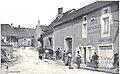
43, 7, 75, 51
43, 1, 119, 69
1, 24, 35, 47
34, 20, 47, 47
1, 24, 18, 47
14, 25, 35, 47
1, 42, 14, 62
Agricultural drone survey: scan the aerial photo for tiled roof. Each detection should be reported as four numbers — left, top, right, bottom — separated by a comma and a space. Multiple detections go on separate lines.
1, 24, 18, 37
43, 18, 57, 36
26, 28, 35, 37
41, 1, 116, 37
55, 1, 114, 26
43, 9, 76, 36
14, 27, 35, 38
1, 24, 35, 38
34, 25, 47, 35
40, 25, 47, 31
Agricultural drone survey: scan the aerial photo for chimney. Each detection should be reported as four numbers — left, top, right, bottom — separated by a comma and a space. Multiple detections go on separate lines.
58, 7, 63, 15
38, 20, 40, 25
11, 23, 13, 28
57, 7, 63, 19
18, 25, 20, 28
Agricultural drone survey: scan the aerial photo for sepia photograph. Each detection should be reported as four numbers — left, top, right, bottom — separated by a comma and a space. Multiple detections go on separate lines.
0, 0, 119, 74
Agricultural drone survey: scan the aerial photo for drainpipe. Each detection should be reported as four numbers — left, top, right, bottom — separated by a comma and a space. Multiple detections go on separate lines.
53, 23, 55, 59
71, 17, 75, 68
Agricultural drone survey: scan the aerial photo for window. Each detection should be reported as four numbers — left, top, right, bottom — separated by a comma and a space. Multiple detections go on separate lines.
102, 7, 110, 14
103, 17, 109, 35
83, 24, 87, 37
101, 7, 110, 37
48, 37, 52, 46
82, 15, 87, 38
82, 23, 87, 38
104, 9, 108, 14
83, 15, 87, 21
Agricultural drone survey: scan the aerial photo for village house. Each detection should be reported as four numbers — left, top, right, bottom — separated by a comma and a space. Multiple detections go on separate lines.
42, 20, 55, 50
1, 24, 18, 47
43, 7, 76, 51
34, 20, 47, 47
1, 24, 35, 47
43, 1, 119, 69
14, 25, 35, 47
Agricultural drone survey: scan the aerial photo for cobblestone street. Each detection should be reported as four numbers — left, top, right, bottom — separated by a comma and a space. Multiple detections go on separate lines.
1, 47, 110, 74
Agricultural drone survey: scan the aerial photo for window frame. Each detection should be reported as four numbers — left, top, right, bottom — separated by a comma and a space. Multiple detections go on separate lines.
102, 7, 110, 15
48, 37, 53, 46
83, 15, 87, 21
101, 7, 111, 37
82, 15, 87, 38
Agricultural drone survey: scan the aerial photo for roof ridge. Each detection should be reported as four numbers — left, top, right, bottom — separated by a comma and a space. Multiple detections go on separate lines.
55, 1, 113, 26
63, 9, 75, 14
1, 24, 18, 36
25, 28, 31, 37
13, 27, 34, 29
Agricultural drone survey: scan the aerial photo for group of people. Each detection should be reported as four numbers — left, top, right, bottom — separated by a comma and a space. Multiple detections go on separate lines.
38, 47, 54, 60
55, 48, 62, 60
62, 50, 99, 69
44, 49, 54, 59
62, 50, 82, 69
38, 47, 62, 60
62, 50, 73, 69
38, 46, 119, 73
76, 51, 99, 69
38, 47, 100, 70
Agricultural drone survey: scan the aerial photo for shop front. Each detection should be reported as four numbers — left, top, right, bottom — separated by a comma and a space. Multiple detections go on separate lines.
98, 44, 113, 69
76, 45, 95, 65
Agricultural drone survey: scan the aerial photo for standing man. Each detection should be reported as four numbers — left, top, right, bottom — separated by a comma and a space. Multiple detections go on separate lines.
68, 51, 73, 69
63, 50, 66, 63
113, 53, 119, 73
38, 47, 42, 60
59, 49, 62, 59
38, 47, 45, 60
92, 52, 99, 70
65, 51, 68, 66
55, 48, 60, 60
76, 51, 81, 69
49, 49, 54, 59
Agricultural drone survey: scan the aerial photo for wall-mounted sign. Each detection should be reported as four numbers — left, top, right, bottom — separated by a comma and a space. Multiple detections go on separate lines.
88, 30, 100, 34
88, 25, 101, 34
88, 25, 101, 31
99, 38, 113, 43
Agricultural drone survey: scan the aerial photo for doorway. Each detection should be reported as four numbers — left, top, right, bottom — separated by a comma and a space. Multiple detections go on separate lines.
98, 45, 113, 68
80, 46, 94, 64
65, 37, 72, 52
83, 47, 86, 64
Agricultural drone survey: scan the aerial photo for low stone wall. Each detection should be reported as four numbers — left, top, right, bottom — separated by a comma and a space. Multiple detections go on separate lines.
1, 43, 14, 62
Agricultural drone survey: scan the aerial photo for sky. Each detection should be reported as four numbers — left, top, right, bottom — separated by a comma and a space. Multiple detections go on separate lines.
0, 0, 97, 28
